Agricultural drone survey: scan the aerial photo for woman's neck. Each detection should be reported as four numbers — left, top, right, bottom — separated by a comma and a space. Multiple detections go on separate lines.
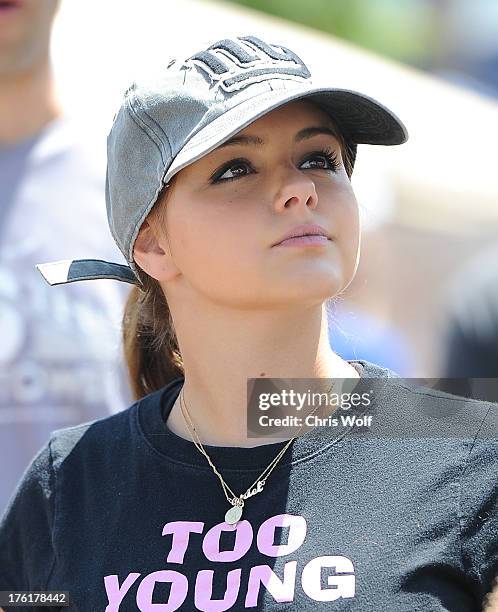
164, 304, 359, 447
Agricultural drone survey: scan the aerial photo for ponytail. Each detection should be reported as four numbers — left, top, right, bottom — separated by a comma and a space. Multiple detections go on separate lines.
122, 265, 184, 401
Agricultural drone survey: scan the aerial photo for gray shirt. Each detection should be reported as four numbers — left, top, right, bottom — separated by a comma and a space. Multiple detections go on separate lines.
0, 115, 132, 515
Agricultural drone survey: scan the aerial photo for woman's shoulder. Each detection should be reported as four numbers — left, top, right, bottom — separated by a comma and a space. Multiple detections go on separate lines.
353, 359, 497, 445
46, 383, 175, 468
351, 358, 400, 379
47, 400, 140, 464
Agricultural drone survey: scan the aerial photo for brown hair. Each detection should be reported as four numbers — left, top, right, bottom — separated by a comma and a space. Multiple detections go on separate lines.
122, 117, 356, 401
122, 175, 184, 401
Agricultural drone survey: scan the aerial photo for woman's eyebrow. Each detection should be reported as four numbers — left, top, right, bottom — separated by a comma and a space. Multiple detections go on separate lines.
216, 126, 339, 150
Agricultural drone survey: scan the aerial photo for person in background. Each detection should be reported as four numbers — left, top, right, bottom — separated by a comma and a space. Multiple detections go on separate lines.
0, 0, 132, 515
438, 242, 498, 403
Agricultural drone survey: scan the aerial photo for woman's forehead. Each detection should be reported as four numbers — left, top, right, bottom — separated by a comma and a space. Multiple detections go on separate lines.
211, 102, 340, 154
175, 99, 341, 181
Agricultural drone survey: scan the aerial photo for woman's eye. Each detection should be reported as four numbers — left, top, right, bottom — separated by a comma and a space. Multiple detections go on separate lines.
300, 149, 340, 172
214, 160, 252, 182
211, 148, 340, 184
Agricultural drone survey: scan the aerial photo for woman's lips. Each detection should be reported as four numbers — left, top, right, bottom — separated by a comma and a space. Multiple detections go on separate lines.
274, 235, 331, 247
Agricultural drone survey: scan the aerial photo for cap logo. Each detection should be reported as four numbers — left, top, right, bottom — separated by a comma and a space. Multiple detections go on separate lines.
184, 35, 311, 93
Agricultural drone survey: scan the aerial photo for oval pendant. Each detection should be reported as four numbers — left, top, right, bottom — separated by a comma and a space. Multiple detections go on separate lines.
225, 504, 243, 525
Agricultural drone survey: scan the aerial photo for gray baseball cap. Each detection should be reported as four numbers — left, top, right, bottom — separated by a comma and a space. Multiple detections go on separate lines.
36, 34, 408, 289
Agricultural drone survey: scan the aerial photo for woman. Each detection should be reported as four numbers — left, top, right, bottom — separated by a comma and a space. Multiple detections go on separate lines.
0, 34, 496, 612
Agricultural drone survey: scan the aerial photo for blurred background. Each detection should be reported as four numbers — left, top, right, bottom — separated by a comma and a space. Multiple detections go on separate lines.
50, 0, 498, 378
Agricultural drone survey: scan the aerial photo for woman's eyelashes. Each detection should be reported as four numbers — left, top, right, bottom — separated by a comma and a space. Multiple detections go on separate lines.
209, 147, 341, 184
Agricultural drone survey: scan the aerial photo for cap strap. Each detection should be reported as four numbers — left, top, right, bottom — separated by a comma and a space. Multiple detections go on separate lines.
36, 259, 140, 286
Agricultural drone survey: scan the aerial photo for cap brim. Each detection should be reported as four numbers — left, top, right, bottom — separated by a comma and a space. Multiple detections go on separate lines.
163, 83, 408, 185
36, 259, 141, 287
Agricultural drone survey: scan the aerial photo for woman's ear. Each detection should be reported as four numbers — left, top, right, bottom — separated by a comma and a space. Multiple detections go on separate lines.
133, 220, 177, 282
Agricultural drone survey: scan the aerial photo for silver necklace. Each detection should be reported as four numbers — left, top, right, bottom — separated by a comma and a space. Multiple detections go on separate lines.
178, 382, 335, 525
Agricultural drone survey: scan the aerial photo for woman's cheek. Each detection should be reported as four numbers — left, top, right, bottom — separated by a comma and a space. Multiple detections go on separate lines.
331, 195, 360, 277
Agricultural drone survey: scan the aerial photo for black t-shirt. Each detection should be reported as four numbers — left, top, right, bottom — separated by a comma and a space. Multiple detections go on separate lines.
0, 359, 497, 611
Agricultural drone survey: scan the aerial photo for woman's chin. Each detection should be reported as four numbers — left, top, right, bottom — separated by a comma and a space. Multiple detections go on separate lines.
267, 283, 344, 308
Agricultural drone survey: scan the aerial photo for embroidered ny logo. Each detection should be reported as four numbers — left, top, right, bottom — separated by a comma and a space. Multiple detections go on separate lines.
184, 35, 312, 92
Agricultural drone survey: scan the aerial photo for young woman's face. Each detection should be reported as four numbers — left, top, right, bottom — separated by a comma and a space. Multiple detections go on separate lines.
149, 99, 360, 309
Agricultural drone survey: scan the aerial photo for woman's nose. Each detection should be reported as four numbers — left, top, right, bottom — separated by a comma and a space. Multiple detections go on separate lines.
272, 167, 318, 212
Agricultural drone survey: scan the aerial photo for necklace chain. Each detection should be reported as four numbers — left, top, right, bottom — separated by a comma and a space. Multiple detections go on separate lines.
178, 380, 335, 515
